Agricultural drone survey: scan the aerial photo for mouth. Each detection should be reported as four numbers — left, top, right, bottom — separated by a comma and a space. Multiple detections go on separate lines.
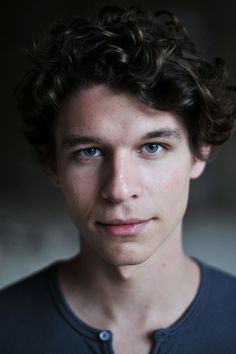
96, 219, 151, 236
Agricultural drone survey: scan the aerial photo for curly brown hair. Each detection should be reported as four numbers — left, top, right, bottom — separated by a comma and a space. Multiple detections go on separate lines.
15, 6, 236, 173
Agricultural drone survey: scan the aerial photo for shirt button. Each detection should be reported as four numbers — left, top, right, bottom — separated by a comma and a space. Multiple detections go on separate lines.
99, 330, 111, 341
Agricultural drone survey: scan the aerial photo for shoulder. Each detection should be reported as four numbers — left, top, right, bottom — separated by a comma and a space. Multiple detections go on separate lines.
168, 261, 236, 352
0, 263, 57, 315
0, 263, 79, 353
201, 261, 236, 295
198, 260, 236, 328
0, 263, 55, 293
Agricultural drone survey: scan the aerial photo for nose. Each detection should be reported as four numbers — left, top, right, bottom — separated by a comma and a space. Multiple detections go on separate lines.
101, 151, 141, 204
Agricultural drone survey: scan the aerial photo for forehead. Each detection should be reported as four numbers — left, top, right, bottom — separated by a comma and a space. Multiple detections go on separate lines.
56, 85, 186, 143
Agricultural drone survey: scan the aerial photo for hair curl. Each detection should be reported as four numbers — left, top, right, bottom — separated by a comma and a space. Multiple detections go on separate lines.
15, 5, 236, 172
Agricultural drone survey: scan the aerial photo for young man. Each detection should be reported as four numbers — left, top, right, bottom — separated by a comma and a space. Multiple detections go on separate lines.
1, 6, 236, 354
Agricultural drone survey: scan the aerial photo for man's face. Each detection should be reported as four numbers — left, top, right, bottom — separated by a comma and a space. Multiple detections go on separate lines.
54, 85, 206, 266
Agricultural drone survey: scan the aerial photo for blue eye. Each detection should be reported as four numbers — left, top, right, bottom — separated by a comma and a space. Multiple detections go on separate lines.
143, 143, 164, 154
78, 148, 102, 159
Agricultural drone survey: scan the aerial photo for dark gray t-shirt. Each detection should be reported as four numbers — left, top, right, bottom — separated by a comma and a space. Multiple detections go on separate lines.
0, 259, 236, 354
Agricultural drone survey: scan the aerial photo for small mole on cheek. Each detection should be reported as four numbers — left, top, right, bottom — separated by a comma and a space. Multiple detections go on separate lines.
161, 263, 166, 268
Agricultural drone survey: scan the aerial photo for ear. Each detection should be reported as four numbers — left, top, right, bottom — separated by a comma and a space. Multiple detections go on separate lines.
44, 164, 61, 188
51, 174, 61, 188
190, 145, 211, 180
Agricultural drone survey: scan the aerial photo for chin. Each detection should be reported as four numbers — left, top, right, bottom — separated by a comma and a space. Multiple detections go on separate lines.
100, 245, 153, 267
106, 257, 146, 267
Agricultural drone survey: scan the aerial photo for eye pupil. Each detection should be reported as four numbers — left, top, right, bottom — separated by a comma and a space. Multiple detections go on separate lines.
146, 144, 159, 153
84, 148, 97, 156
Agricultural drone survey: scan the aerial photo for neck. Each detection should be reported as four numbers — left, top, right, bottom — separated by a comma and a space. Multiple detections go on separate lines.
58, 225, 200, 330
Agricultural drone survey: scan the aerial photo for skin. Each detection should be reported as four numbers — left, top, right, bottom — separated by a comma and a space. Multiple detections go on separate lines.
52, 85, 207, 354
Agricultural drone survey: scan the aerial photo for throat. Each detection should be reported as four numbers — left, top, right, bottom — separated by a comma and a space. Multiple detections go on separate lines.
57, 255, 200, 332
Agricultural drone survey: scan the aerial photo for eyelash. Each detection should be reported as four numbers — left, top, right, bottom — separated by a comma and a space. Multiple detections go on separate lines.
73, 143, 168, 162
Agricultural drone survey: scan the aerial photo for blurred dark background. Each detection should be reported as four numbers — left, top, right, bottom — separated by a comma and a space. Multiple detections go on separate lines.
0, 0, 236, 288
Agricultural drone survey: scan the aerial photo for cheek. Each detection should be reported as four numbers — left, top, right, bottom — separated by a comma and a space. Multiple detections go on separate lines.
165, 169, 185, 191
60, 167, 98, 213
163, 168, 191, 218
147, 163, 191, 209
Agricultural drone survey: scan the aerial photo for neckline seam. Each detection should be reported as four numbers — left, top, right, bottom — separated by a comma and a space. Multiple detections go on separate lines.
47, 259, 209, 341
47, 264, 104, 339
154, 258, 210, 340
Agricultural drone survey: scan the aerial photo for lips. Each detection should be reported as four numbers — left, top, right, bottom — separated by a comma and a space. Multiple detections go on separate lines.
96, 219, 150, 236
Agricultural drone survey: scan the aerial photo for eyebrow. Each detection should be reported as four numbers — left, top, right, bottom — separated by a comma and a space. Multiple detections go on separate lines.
142, 128, 181, 140
61, 128, 182, 149
62, 135, 105, 148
